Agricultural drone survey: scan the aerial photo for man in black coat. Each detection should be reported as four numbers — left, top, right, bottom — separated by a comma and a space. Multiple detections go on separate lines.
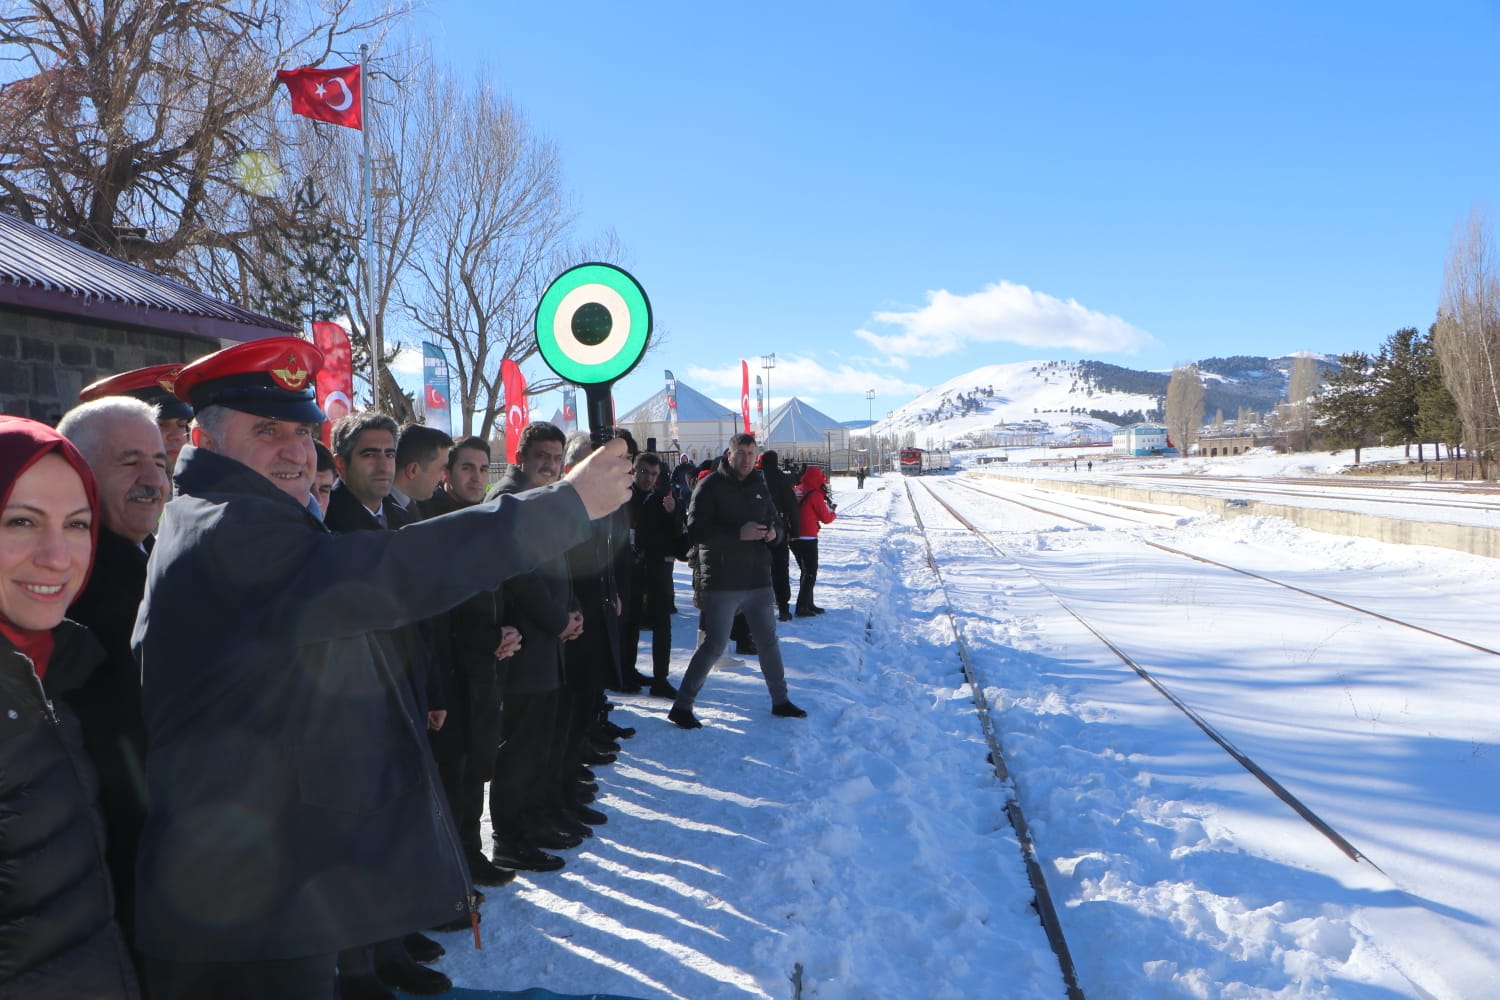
759, 449, 798, 622
623, 451, 683, 697
57, 395, 169, 977
485, 422, 581, 873
668, 433, 807, 730
131, 339, 631, 1000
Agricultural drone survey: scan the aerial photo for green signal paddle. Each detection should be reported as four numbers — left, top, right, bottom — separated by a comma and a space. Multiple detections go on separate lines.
534, 262, 652, 445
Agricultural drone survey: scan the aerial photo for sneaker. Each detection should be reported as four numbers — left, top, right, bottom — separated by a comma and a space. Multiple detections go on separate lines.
649, 679, 678, 698
493, 841, 565, 872
668, 706, 703, 730
772, 701, 808, 719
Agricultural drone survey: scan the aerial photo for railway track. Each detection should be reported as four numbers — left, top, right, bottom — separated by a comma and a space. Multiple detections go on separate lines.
947, 476, 1500, 659
904, 477, 1389, 881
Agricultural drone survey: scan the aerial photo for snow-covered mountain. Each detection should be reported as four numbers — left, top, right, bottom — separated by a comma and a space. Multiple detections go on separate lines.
873, 360, 1162, 449
871, 356, 1324, 450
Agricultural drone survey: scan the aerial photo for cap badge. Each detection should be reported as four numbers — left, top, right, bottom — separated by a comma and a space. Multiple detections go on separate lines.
270, 354, 310, 391
156, 366, 183, 394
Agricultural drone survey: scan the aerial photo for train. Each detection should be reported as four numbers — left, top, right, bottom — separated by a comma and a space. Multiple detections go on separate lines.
898, 446, 953, 475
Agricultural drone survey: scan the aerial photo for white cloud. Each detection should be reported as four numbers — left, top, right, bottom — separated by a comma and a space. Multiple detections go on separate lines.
685, 354, 924, 400
855, 281, 1155, 358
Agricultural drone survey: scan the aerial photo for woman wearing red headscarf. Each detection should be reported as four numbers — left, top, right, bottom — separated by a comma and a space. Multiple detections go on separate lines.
0, 416, 140, 998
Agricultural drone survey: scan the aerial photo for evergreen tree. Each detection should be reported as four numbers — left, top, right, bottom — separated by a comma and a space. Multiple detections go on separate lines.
1314, 351, 1377, 462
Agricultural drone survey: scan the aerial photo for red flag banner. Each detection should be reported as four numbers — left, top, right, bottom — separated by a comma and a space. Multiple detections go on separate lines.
311, 321, 353, 444
276, 65, 362, 130
501, 359, 529, 464
741, 360, 751, 434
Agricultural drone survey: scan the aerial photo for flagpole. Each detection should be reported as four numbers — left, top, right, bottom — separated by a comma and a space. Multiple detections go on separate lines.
360, 42, 380, 411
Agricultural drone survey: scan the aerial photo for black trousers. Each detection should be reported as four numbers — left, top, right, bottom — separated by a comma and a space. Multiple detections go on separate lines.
489, 688, 559, 844
148, 953, 335, 1000
623, 557, 675, 680
770, 542, 792, 611
790, 538, 820, 611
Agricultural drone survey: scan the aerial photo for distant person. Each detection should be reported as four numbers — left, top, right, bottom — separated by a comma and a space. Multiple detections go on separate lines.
791, 465, 836, 616
759, 450, 797, 622
669, 433, 806, 730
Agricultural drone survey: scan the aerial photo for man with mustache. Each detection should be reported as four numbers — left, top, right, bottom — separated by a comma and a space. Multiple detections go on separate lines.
57, 395, 169, 980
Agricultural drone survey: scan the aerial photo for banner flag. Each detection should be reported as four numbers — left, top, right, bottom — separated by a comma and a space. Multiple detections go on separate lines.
276, 65, 362, 129
561, 386, 578, 433
501, 359, 529, 464
664, 369, 680, 447
421, 343, 452, 435
756, 374, 764, 424
740, 360, 751, 434
311, 320, 353, 444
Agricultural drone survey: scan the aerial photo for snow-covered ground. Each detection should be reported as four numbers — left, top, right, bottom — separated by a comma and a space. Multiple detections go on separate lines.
431, 450, 1499, 999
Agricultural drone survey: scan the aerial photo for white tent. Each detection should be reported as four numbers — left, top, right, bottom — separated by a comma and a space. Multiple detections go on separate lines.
617, 378, 744, 461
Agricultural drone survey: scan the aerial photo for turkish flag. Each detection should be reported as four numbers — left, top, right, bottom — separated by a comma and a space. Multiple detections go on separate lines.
311, 321, 353, 443
276, 65, 361, 130
741, 360, 751, 434
501, 359, 529, 465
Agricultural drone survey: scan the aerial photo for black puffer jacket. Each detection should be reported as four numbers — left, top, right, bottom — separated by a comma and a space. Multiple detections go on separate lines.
686, 463, 782, 592
0, 623, 139, 999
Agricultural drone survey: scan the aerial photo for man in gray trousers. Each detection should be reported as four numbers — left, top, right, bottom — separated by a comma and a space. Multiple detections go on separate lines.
669, 433, 807, 730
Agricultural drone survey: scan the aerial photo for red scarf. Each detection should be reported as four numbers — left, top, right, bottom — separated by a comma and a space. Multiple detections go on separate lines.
1, 620, 54, 680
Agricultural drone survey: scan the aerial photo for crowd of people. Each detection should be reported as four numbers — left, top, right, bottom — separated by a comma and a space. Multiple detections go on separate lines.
0, 335, 842, 999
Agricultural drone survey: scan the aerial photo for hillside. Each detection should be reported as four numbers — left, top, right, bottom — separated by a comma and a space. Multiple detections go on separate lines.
874, 355, 1330, 449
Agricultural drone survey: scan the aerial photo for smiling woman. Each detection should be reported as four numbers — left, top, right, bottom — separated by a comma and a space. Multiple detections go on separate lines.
0, 416, 140, 998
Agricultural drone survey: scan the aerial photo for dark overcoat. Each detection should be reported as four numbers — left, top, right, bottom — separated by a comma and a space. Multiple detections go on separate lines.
489, 467, 574, 696
1, 625, 140, 998
131, 446, 589, 961
687, 465, 782, 592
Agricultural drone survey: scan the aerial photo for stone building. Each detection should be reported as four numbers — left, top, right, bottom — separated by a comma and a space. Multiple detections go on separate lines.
1, 212, 295, 423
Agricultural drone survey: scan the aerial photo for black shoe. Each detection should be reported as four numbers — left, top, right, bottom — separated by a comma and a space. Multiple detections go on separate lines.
339, 972, 397, 1000
582, 749, 618, 766
772, 700, 808, 718
668, 706, 703, 729
525, 823, 584, 851
466, 853, 517, 887
550, 810, 594, 837
649, 678, 678, 698
576, 778, 599, 798
587, 736, 623, 755
403, 932, 445, 964
601, 719, 636, 739
617, 671, 650, 693
811, 606, 827, 614
778, 608, 794, 622
376, 950, 452, 996
493, 841, 565, 872
734, 639, 758, 655
570, 802, 607, 826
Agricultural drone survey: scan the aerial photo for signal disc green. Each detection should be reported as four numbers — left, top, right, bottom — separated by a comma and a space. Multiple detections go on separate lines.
534, 263, 652, 385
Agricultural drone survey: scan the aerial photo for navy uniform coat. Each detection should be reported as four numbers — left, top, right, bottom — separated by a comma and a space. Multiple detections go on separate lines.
131, 446, 590, 962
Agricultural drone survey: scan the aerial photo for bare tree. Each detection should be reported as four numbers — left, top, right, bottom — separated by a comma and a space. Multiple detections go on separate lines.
0, 0, 397, 277
1434, 205, 1500, 477
396, 71, 586, 438
1164, 364, 1204, 456
1285, 355, 1321, 451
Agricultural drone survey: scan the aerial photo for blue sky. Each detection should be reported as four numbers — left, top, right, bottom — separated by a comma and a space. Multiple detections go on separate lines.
400, 0, 1500, 424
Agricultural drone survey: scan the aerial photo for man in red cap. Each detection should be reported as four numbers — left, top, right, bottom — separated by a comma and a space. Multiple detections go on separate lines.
131, 336, 632, 999
79, 362, 194, 478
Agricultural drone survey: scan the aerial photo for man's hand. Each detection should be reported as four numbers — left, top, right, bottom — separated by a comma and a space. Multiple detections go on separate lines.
739, 520, 774, 542
564, 438, 633, 518
560, 610, 585, 641
494, 626, 522, 661
427, 710, 447, 731
661, 492, 676, 512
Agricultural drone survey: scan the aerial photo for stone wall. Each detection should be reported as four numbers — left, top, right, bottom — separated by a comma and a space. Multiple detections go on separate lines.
0, 310, 219, 424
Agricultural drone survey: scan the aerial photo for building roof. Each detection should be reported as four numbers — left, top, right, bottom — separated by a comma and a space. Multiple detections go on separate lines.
0, 211, 297, 343
765, 397, 844, 443
618, 378, 738, 423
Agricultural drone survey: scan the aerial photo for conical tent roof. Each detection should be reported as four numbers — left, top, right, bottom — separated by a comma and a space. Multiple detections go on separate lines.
764, 397, 843, 443
618, 379, 737, 423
